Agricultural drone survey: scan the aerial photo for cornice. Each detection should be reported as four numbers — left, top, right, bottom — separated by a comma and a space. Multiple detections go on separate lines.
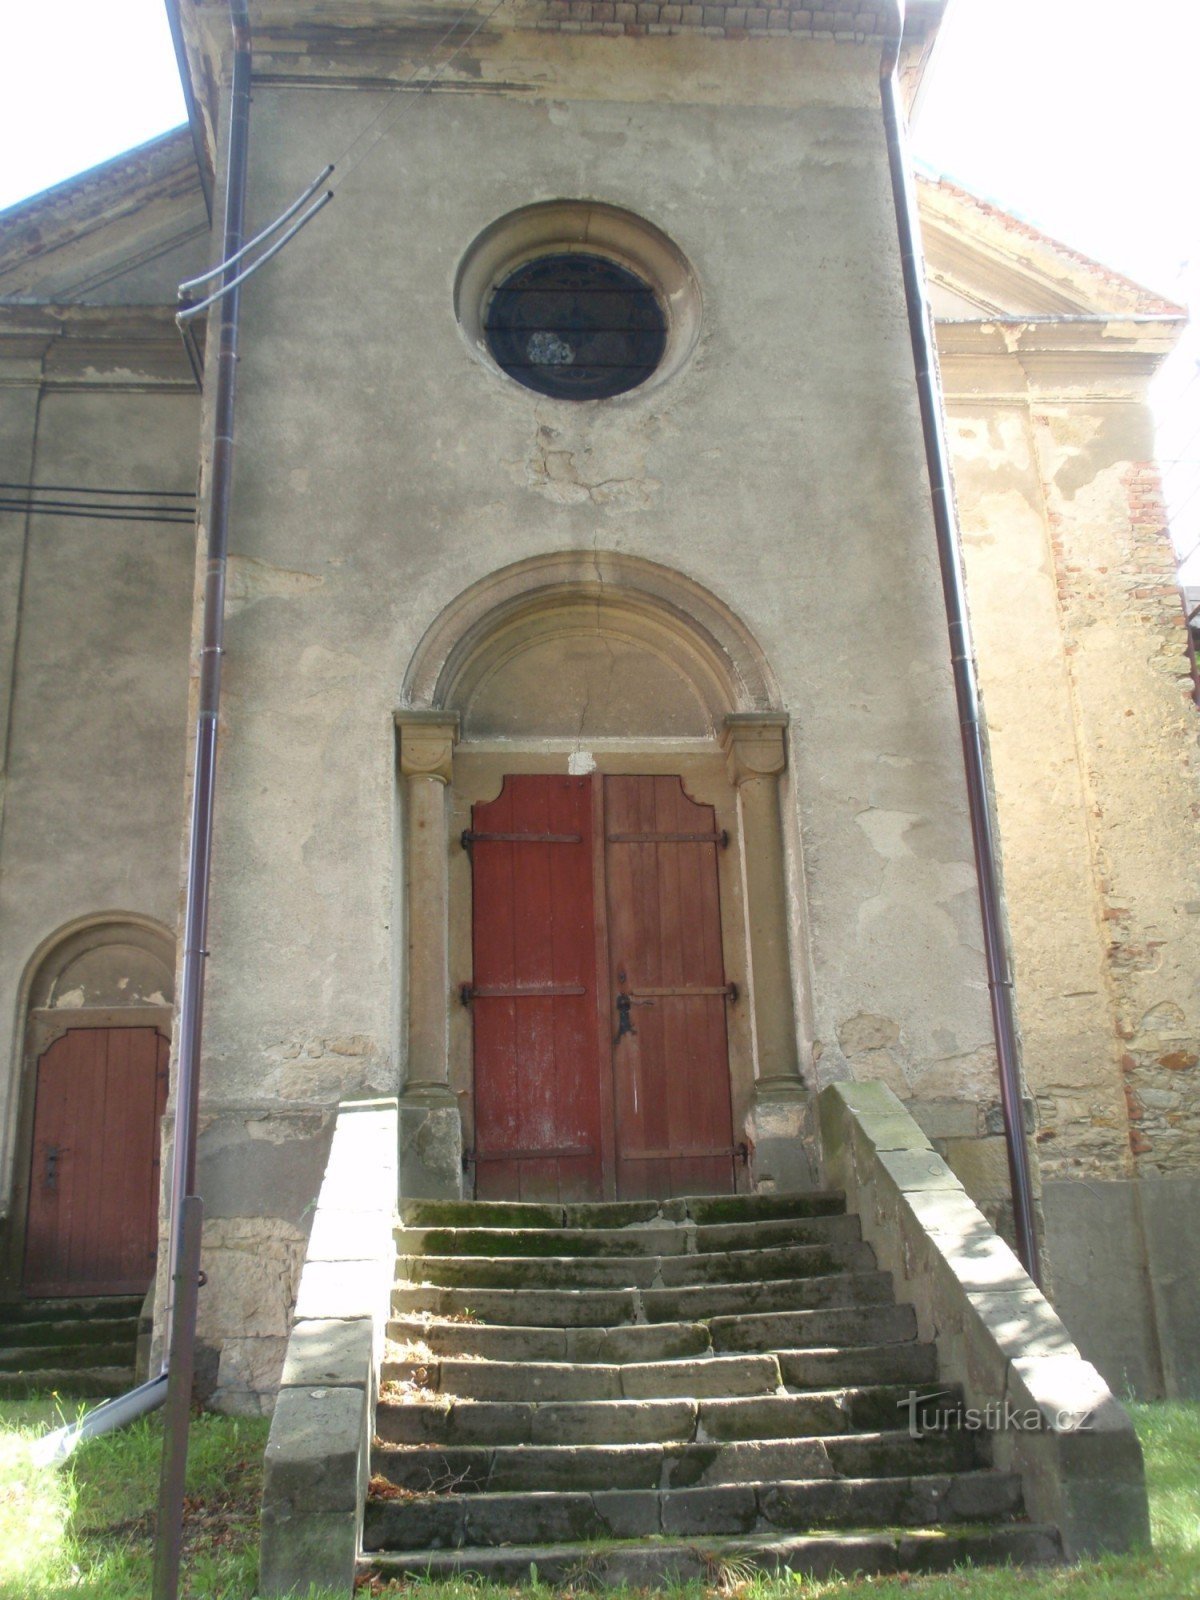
934, 316, 1182, 405
0, 304, 200, 391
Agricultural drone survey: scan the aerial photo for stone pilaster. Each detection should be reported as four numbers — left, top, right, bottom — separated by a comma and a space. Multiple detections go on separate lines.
721, 712, 814, 1190
395, 711, 462, 1198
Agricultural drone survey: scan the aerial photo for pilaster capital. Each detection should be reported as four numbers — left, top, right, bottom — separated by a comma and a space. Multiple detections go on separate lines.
396, 710, 460, 784
721, 712, 789, 786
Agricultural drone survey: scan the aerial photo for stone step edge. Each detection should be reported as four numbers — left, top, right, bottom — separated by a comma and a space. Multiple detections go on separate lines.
398, 1193, 849, 1229
394, 1216, 862, 1251
0, 1366, 136, 1395
365, 1468, 1021, 1512
358, 1523, 1061, 1582
386, 1312, 919, 1354
0, 1342, 136, 1371
393, 1240, 871, 1278
380, 1350, 936, 1398
371, 1426, 977, 1459
391, 1269, 892, 1307
376, 1380, 957, 1412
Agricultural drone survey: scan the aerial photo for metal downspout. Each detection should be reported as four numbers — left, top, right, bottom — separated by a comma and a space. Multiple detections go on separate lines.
33, 0, 253, 1486
880, 4, 1041, 1283
162, 0, 250, 1374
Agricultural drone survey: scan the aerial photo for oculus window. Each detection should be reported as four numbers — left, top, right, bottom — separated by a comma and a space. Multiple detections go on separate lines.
484, 253, 667, 401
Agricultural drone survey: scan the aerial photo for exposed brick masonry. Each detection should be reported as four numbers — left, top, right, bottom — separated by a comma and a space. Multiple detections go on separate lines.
537, 0, 893, 40
1042, 444, 1200, 1177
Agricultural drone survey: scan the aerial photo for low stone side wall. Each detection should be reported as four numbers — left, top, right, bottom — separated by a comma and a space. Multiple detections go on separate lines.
819, 1081, 1150, 1561
259, 1098, 398, 1598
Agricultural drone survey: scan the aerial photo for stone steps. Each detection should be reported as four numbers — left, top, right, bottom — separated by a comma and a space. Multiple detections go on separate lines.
394, 1212, 864, 1259
0, 1364, 135, 1398
395, 1240, 876, 1290
382, 1341, 941, 1401
375, 1384, 963, 1447
370, 1428, 984, 1493
0, 1339, 136, 1373
0, 1296, 141, 1399
391, 1270, 895, 1327
359, 1193, 1059, 1588
399, 1193, 849, 1231
387, 1301, 919, 1362
362, 1525, 1061, 1587
364, 1468, 1026, 1549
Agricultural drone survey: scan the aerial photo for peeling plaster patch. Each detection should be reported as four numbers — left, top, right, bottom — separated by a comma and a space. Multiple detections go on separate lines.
512, 423, 662, 512
225, 554, 324, 615
54, 988, 86, 1009
296, 644, 363, 696
835, 1013, 910, 1098
855, 807, 920, 860
568, 749, 596, 775
838, 1013, 900, 1054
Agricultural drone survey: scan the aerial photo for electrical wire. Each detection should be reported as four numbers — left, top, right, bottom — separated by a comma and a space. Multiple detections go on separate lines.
326, 0, 512, 192
0, 483, 196, 527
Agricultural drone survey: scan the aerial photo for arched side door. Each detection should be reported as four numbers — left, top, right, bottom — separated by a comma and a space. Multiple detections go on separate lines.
23, 1026, 169, 1297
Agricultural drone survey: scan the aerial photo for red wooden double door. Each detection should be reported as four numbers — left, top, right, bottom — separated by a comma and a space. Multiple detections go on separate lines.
23, 1026, 168, 1297
467, 774, 738, 1201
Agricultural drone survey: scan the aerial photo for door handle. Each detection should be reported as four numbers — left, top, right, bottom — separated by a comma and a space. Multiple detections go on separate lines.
43, 1144, 61, 1190
615, 993, 635, 1040
615, 992, 656, 1041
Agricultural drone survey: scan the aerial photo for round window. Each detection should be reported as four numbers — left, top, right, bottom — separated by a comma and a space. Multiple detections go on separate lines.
456, 203, 701, 402
484, 253, 667, 401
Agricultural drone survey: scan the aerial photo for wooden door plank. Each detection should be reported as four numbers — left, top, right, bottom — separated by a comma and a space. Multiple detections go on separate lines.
605, 776, 736, 1198
470, 776, 602, 1201
590, 772, 617, 1198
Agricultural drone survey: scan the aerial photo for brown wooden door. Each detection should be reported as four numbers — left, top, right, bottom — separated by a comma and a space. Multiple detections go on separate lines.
23, 1026, 168, 1297
468, 773, 736, 1201
604, 776, 736, 1198
467, 775, 606, 1201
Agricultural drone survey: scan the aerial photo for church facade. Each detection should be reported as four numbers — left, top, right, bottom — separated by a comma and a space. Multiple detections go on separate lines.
0, 0, 1196, 1414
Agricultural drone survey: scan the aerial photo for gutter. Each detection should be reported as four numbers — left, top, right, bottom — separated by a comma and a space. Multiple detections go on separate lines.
880, 3, 1041, 1283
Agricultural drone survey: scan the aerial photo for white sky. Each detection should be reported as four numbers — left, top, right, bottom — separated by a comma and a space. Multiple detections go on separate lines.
1, 0, 1197, 566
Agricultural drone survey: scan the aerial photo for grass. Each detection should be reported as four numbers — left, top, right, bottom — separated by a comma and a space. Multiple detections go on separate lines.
0, 1395, 280, 1600
0, 1398, 1196, 1599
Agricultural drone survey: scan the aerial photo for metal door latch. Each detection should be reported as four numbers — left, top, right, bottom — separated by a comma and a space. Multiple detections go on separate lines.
615, 993, 635, 1039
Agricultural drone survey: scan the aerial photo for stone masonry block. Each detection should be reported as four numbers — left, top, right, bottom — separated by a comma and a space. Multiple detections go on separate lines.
877, 1147, 966, 1193
853, 1112, 934, 1154
263, 1384, 367, 1514
280, 1316, 374, 1391
293, 1256, 386, 1323
1006, 1358, 1150, 1559
305, 1206, 394, 1264
260, 1503, 358, 1598
816, 1081, 1148, 1555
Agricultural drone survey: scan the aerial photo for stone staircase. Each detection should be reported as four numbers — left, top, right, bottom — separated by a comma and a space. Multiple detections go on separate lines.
0, 1295, 141, 1398
359, 1192, 1061, 1587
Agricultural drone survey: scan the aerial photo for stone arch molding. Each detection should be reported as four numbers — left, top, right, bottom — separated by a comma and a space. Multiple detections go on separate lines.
21, 913, 176, 1015
402, 552, 779, 740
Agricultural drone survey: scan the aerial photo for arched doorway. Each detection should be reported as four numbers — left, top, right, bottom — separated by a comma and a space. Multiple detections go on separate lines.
396, 554, 811, 1203
7, 918, 174, 1297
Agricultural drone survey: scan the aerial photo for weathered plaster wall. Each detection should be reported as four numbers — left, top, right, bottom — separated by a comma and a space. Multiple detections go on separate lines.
0, 388, 198, 1208
188, 37, 996, 1401
950, 384, 1200, 1397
